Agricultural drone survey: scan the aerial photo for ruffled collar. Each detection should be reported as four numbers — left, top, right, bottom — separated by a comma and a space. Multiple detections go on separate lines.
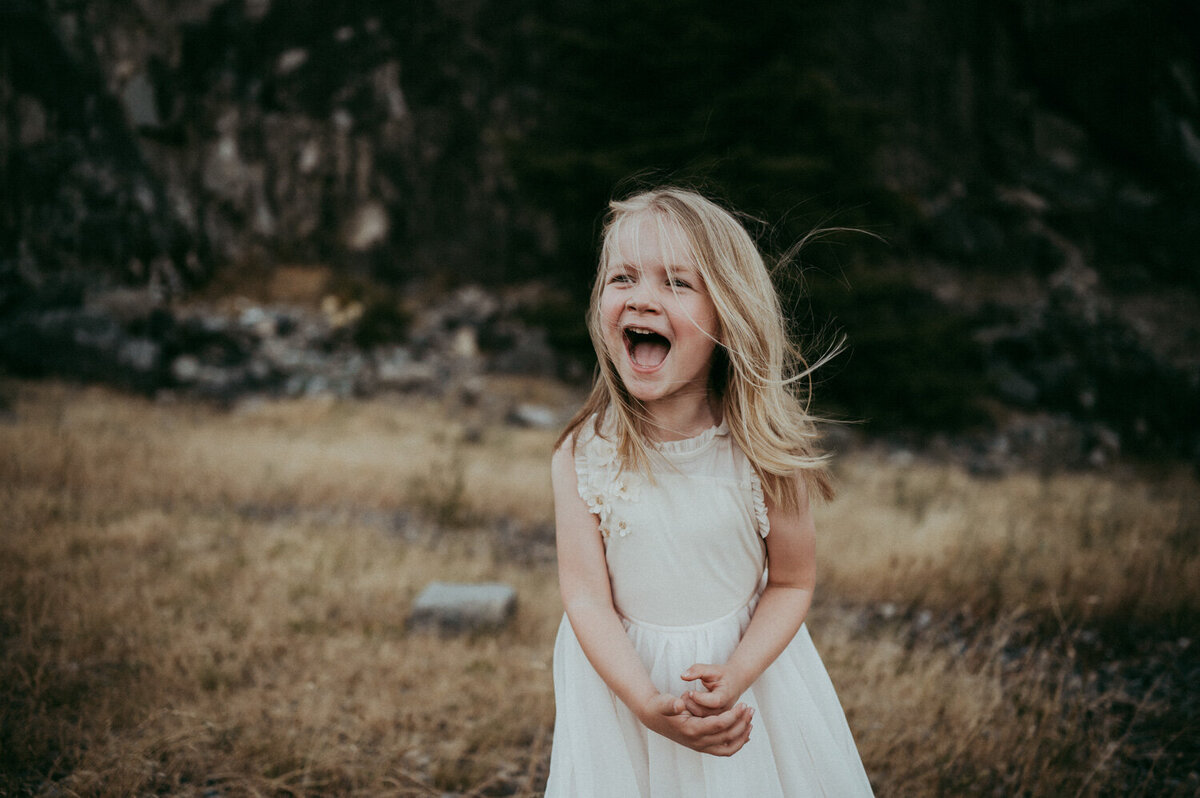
652, 420, 729, 455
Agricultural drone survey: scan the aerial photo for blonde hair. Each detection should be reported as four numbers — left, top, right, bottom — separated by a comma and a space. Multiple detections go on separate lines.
558, 186, 835, 510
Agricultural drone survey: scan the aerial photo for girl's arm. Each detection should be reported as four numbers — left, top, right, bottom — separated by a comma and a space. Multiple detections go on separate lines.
680, 476, 816, 716
552, 440, 754, 756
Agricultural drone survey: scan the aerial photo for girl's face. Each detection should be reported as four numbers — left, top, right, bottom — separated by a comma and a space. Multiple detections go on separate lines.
599, 213, 720, 415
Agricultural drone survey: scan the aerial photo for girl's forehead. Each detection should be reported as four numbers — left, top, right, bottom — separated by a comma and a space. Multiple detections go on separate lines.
608, 212, 697, 270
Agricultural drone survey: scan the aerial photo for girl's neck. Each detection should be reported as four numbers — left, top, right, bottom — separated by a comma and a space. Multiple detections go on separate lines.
641, 392, 721, 442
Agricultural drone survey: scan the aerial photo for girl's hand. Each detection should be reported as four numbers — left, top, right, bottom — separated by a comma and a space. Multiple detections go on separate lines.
679, 663, 748, 718
638, 693, 754, 756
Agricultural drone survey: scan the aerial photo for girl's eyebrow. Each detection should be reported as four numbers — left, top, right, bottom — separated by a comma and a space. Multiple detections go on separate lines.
607, 261, 700, 278
666, 264, 703, 281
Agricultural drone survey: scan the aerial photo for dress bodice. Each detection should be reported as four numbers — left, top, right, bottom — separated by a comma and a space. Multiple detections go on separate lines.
574, 416, 770, 626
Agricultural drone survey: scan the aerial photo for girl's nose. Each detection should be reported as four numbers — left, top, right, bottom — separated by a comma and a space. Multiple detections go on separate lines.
626, 284, 660, 312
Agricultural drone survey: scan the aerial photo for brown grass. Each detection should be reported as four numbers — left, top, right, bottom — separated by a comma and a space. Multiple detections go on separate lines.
817, 450, 1200, 628
1, 380, 1196, 796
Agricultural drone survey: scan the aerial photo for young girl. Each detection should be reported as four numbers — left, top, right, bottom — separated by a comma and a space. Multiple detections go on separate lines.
544, 187, 874, 797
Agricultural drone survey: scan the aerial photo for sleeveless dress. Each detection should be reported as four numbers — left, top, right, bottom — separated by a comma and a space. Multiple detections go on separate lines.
545, 417, 874, 797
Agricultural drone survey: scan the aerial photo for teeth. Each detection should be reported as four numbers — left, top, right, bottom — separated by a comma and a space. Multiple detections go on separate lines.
626, 326, 659, 335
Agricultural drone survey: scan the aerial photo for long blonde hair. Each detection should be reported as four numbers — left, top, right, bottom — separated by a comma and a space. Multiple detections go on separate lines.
558, 186, 835, 509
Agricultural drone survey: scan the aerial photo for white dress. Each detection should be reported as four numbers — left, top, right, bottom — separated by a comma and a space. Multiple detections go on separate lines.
545, 417, 874, 797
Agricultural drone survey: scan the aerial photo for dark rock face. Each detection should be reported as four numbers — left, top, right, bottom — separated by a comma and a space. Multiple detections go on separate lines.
1, 0, 537, 291
10, 0, 1188, 296
980, 265, 1200, 460
2, 2, 198, 291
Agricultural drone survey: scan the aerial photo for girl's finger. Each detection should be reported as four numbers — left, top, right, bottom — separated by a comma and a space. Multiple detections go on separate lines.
699, 712, 752, 755
689, 689, 727, 709
681, 663, 719, 682
693, 703, 752, 738
684, 698, 728, 719
651, 693, 687, 718
682, 693, 723, 717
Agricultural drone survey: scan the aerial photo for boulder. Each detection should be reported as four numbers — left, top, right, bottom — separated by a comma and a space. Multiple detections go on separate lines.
507, 403, 558, 429
408, 581, 517, 633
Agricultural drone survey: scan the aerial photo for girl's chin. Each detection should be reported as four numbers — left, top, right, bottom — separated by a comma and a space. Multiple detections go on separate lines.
620, 375, 690, 406
617, 373, 662, 400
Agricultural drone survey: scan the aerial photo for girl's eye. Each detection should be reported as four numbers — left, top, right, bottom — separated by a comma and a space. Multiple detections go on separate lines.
609, 273, 634, 284
668, 278, 692, 289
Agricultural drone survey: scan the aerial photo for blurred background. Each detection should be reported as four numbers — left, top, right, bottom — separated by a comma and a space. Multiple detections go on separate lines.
2, 1, 1200, 795
2, 0, 1197, 460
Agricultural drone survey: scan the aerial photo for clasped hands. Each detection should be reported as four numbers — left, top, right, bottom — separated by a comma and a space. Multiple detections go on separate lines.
637, 663, 753, 757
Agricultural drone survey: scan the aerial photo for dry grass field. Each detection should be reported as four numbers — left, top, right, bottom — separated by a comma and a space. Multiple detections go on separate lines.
2, 379, 1197, 796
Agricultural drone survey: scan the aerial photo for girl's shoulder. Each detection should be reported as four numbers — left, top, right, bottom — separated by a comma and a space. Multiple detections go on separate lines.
557, 412, 613, 455
572, 414, 620, 466
553, 413, 610, 475
551, 416, 600, 495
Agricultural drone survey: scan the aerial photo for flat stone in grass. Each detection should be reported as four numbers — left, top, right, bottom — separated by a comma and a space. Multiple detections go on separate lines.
409, 581, 517, 632
507, 403, 558, 429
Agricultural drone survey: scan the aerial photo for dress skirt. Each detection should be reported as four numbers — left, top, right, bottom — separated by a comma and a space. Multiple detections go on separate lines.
545, 599, 874, 797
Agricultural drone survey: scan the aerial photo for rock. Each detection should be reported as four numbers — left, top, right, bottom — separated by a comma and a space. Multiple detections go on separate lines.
86, 286, 163, 324
0, 307, 154, 388
408, 581, 517, 633
507, 403, 558, 429
321, 295, 364, 328
244, 0, 272, 21
117, 338, 161, 373
15, 95, 47, 146
121, 72, 160, 129
440, 286, 500, 329
343, 201, 390, 252
914, 609, 934, 632
373, 348, 437, 393
172, 354, 202, 383
275, 48, 309, 76
989, 364, 1039, 406
450, 326, 479, 359
488, 324, 558, 376
238, 305, 274, 335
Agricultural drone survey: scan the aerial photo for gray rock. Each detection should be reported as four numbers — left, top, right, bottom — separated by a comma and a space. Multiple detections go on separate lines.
989, 364, 1039, 406
374, 349, 438, 393
16, 96, 47, 146
409, 581, 517, 633
275, 48, 309, 76
488, 325, 558, 376
121, 73, 160, 128
507, 403, 558, 429
117, 338, 161, 373
343, 201, 390, 251
171, 355, 202, 383
86, 286, 162, 324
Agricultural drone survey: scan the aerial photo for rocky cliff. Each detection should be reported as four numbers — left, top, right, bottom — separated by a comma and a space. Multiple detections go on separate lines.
2, 0, 1197, 463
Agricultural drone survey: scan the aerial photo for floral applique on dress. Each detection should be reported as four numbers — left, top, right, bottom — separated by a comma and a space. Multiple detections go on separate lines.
575, 426, 641, 540
748, 469, 771, 538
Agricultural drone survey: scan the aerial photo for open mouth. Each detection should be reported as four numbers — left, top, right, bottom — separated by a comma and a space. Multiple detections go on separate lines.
624, 326, 671, 368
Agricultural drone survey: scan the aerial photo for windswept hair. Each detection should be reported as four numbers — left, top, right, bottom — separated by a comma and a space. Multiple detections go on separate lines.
558, 186, 836, 510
